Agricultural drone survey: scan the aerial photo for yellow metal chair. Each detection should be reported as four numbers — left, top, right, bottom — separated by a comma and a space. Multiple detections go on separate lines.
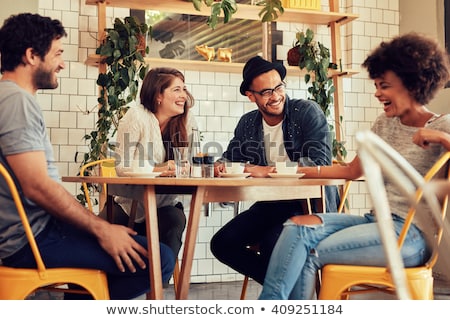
319, 132, 450, 300
0, 163, 109, 299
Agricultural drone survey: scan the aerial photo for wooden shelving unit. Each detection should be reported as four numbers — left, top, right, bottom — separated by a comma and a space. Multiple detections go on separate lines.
85, 0, 357, 24
85, 0, 358, 142
85, 54, 358, 77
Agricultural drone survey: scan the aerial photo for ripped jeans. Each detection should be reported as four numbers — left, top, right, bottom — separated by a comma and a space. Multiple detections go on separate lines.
258, 212, 429, 300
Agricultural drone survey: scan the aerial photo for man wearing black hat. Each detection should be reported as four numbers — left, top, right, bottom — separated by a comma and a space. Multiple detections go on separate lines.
210, 56, 339, 285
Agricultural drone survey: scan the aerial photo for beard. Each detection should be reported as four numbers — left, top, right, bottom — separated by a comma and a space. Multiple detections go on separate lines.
258, 97, 285, 117
34, 66, 58, 90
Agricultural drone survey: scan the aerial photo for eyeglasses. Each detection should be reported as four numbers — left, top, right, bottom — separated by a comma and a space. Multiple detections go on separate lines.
249, 83, 286, 99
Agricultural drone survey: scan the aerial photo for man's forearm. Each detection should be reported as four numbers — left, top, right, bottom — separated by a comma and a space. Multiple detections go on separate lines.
27, 177, 105, 236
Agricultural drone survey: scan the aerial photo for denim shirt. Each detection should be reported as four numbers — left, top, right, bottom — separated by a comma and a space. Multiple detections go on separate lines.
222, 96, 339, 211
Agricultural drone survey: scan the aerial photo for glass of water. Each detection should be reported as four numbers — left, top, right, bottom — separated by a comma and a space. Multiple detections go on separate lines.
173, 147, 190, 178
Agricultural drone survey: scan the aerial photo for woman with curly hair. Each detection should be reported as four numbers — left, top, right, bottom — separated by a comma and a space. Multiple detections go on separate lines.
259, 32, 450, 299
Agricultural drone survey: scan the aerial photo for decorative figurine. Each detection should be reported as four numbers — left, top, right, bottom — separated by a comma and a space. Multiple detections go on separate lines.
217, 48, 233, 63
195, 44, 215, 62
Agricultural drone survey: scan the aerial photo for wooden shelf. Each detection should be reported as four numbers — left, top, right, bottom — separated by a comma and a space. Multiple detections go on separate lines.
86, 0, 358, 25
86, 54, 358, 76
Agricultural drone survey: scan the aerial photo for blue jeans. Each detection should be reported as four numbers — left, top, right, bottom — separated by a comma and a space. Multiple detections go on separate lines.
3, 218, 175, 299
259, 212, 429, 300
210, 200, 309, 284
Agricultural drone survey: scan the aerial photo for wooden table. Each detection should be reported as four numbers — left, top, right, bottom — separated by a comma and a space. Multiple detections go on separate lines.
62, 175, 345, 299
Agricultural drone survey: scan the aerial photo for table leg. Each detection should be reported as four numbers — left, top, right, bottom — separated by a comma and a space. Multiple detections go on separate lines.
143, 185, 163, 299
176, 186, 206, 299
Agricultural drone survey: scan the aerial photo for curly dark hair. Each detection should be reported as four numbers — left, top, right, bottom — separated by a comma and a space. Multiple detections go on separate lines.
0, 13, 66, 73
362, 32, 450, 105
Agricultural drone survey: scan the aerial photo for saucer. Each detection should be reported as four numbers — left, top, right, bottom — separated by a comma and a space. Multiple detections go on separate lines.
219, 173, 251, 178
268, 173, 305, 179
123, 172, 161, 178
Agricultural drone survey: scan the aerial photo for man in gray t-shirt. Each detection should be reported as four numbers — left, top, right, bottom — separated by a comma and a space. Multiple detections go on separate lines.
0, 13, 174, 299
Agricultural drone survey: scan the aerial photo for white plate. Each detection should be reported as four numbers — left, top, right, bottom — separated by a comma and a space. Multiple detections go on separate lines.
123, 172, 161, 178
219, 173, 251, 178
268, 173, 306, 179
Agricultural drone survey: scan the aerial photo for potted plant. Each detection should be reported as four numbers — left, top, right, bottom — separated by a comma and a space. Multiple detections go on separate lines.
189, 0, 285, 29
77, 16, 149, 206
289, 28, 347, 163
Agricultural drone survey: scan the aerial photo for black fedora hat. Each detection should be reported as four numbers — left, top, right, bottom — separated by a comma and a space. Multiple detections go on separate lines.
239, 56, 286, 96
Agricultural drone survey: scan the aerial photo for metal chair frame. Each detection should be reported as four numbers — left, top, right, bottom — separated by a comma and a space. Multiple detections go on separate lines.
0, 163, 109, 299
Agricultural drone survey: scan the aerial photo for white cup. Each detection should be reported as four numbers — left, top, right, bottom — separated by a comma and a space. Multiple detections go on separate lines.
275, 161, 298, 174
226, 161, 245, 174
131, 159, 154, 173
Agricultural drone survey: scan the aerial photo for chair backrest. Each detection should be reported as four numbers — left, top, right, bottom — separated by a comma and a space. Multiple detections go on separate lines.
100, 159, 117, 177
0, 163, 47, 273
79, 158, 116, 212
356, 130, 450, 299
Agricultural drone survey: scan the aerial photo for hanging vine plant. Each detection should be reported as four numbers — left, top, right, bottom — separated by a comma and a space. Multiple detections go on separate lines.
189, 0, 285, 29
77, 16, 149, 206
289, 28, 347, 163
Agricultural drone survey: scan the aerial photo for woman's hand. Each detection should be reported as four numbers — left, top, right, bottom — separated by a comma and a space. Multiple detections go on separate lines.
154, 160, 176, 176
214, 161, 225, 177
413, 128, 449, 149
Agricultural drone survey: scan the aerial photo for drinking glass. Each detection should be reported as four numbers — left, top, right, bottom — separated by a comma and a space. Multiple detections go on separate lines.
173, 147, 190, 178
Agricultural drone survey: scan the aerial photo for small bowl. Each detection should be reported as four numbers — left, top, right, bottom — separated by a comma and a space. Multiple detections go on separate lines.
131, 159, 154, 173
226, 162, 245, 174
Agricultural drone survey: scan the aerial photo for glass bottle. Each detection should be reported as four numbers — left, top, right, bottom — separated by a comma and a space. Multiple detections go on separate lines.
190, 128, 201, 159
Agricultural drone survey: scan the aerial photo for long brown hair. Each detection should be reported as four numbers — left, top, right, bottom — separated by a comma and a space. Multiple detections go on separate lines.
140, 67, 194, 160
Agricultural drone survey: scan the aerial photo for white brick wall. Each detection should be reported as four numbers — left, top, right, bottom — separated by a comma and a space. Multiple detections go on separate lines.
36, 0, 399, 282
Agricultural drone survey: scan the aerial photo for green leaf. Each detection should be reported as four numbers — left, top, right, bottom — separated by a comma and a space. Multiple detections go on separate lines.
258, 0, 285, 22
97, 73, 109, 87
113, 49, 121, 59
192, 0, 202, 11
304, 74, 311, 84
191, 0, 238, 29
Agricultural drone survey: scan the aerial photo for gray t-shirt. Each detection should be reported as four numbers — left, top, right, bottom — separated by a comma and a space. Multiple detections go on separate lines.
371, 113, 450, 240
0, 80, 59, 259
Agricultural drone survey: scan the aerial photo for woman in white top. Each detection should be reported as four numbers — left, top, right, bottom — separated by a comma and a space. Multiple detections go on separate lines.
105, 67, 197, 264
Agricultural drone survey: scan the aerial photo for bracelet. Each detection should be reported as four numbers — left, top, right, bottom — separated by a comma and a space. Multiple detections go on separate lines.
317, 166, 321, 176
